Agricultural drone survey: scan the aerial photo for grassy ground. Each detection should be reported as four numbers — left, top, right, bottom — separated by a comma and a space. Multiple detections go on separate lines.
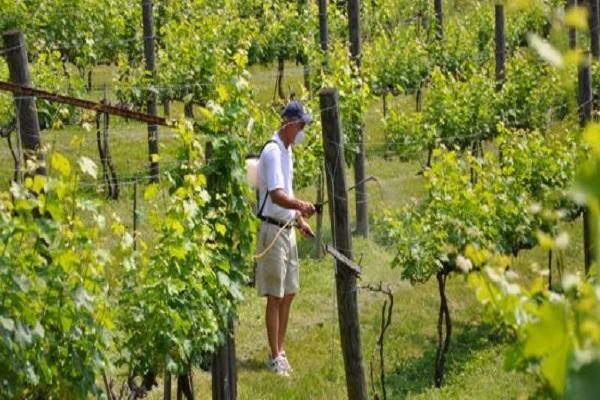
0, 60, 582, 399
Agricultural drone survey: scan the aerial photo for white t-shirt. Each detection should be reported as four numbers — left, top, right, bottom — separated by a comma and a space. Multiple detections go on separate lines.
258, 132, 295, 222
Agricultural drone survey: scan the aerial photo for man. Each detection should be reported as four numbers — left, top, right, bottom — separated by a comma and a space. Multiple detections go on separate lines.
255, 101, 316, 376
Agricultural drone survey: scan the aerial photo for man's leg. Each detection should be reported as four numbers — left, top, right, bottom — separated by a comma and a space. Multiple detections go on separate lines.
277, 293, 295, 355
266, 295, 282, 358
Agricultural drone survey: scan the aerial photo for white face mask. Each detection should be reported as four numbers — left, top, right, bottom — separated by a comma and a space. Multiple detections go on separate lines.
294, 129, 305, 145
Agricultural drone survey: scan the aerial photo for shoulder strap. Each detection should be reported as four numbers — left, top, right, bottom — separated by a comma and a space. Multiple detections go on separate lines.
259, 139, 277, 156
257, 139, 278, 218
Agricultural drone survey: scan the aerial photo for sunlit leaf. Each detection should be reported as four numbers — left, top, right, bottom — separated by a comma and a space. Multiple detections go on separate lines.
51, 153, 71, 177
78, 156, 98, 179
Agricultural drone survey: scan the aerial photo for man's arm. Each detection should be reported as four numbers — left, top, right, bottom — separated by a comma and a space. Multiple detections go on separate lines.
296, 215, 315, 238
270, 189, 315, 218
271, 190, 315, 238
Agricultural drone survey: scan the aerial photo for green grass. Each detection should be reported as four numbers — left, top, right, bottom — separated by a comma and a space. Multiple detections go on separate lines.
0, 60, 582, 399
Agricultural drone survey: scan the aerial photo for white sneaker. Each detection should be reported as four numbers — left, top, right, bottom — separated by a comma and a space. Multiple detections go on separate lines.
267, 355, 289, 377
280, 352, 293, 373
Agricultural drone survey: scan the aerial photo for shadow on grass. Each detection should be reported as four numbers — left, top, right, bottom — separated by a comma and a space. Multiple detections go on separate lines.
386, 321, 506, 398
238, 357, 267, 372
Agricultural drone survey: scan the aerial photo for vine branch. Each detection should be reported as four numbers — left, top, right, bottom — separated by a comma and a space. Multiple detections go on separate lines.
360, 282, 394, 400
434, 270, 452, 388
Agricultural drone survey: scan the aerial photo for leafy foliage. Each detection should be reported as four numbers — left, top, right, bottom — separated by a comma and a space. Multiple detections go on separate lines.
247, 0, 313, 66
467, 253, 600, 398
0, 154, 112, 399
376, 126, 582, 283
385, 50, 571, 157
0, 0, 592, 397
364, 25, 430, 96
116, 42, 258, 383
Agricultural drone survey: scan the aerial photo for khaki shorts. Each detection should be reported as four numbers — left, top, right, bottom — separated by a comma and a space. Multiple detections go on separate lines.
255, 222, 299, 298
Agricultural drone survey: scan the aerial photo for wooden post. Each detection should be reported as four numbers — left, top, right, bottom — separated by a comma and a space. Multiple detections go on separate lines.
299, 0, 311, 94
176, 373, 193, 400
206, 141, 238, 400
303, 59, 311, 94
163, 372, 172, 400
315, 165, 324, 258
420, 2, 430, 34
590, 0, 600, 58
275, 56, 286, 101
184, 101, 194, 119
347, 0, 361, 80
133, 178, 139, 252
163, 99, 171, 119
548, 250, 553, 290
3, 30, 45, 176
495, 4, 506, 90
212, 315, 237, 400
315, 0, 329, 258
87, 70, 93, 92
578, 56, 592, 127
320, 87, 368, 400
347, 0, 369, 238
318, 0, 329, 54
102, 91, 111, 196
383, 90, 389, 160
578, 56, 593, 274
227, 317, 237, 400
156, 0, 167, 48
142, 0, 160, 183
568, 0, 578, 49
101, 85, 119, 199
96, 110, 110, 192
434, 0, 443, 40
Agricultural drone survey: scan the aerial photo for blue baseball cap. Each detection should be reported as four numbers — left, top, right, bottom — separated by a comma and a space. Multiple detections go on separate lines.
282, 101, 312, 124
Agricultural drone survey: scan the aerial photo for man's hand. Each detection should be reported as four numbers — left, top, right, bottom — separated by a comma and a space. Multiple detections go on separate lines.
297, 200, 316, 219
270, 189, 315, 218
297, 218, 315, 238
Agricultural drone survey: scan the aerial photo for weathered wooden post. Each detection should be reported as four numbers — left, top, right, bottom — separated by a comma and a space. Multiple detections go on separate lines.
205, 141, 238, 400
176, 373, 193, 400
313, 0, 330, 258
163, 372, 171, 400
568, 0, 578, 49
495, 3, 506, 90
318, 0, 329, 56
383, 90, 390, 160
96, 111, 109, 191
347, 0, 369, 238
297, 0, 311, 94
3, 30, 44, 177
315, 166, 325, 258
590, 0, 600, 57
578, 54, 593, 274
133, 178, 139, 252
142, 0, 160, 182
275, 56, 286, 101
320, 87, 368, 400
98, 85, 119, 199
416, 82, 423, 113
163, 99, 172, 119
212, 316, 237, 400
434, 0, 443, 40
